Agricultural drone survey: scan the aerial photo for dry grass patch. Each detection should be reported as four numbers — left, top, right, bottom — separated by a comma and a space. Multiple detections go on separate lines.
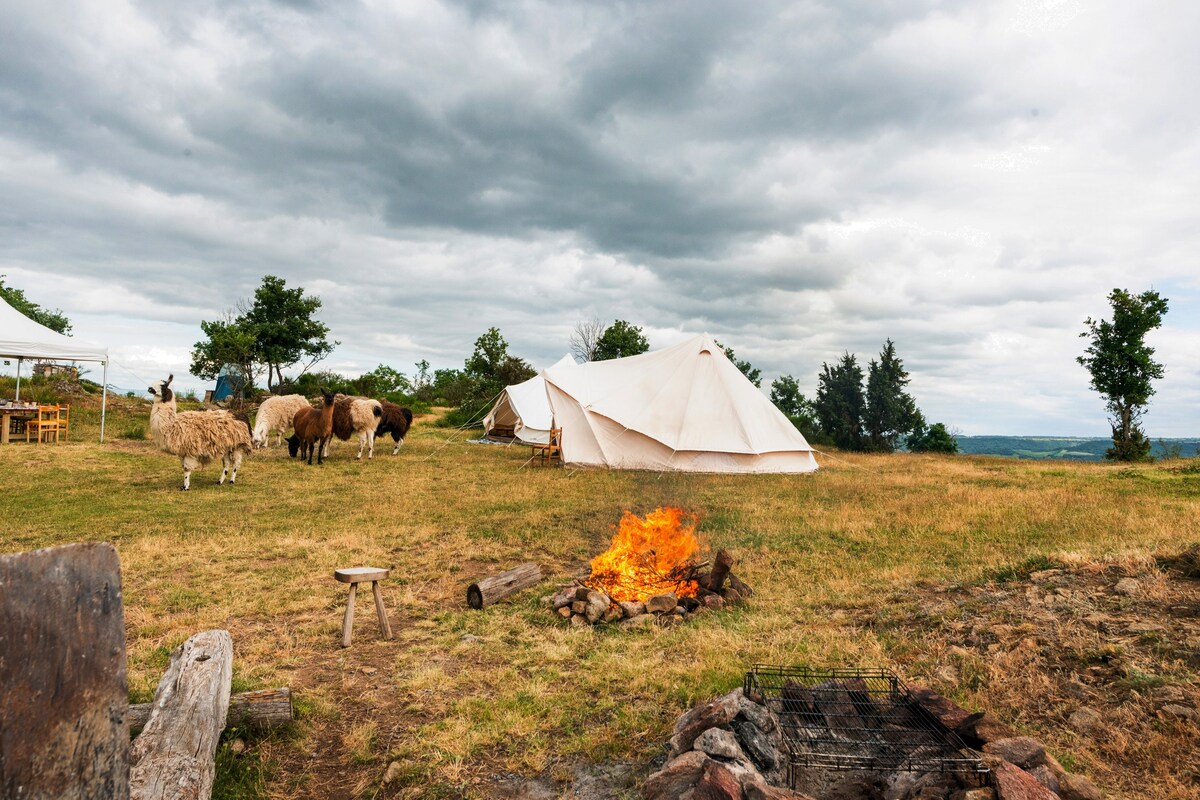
1, 407, 1198, 798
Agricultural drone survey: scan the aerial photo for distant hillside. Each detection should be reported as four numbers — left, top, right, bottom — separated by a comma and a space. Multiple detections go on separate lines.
956, 436, 1200, 461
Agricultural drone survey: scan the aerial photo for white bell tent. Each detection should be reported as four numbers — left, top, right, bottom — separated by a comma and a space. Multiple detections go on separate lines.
483, 353, 576, 445
0, 296, 110, 440
542, 334, 818, 473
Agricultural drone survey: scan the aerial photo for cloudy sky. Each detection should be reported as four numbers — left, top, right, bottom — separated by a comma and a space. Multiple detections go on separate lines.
1, 0, 1196, 436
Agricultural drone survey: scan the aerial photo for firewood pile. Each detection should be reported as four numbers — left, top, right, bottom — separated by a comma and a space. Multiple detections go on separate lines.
546, 548, 754, 627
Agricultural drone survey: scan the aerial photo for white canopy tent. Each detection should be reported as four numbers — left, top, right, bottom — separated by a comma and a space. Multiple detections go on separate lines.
483, 353, 576, 445
0, 296, 110, 441
543, 333, 818, 473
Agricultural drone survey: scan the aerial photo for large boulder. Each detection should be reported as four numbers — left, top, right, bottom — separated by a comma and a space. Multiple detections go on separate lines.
644, 751, 712, 800
668, 689, 744, 758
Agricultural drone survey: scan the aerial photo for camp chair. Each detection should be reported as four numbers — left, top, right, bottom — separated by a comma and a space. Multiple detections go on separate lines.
26, 405, 61, 444
531, 427, 562, 466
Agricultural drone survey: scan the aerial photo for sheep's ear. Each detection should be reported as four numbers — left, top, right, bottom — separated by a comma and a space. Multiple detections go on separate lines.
166, 374, 174, 386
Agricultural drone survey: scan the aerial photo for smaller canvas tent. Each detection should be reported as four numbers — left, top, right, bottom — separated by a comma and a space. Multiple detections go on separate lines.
483, 354, 575, 445
543, 334, 818, 473
0, 295, 110, 440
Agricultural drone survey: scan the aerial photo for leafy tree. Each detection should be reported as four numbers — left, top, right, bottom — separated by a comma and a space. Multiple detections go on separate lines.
814, 353, 866, 451
569, 318, 605, 362
715, 340, 762, 387
770, 373, 821, 442
349, 364, 410, 398
242, 275, 337, 391
189, 314, 261, 400
907, 421, 959, 454
593, 320, 649, 361
864, 339, 922, 452
0, 275, 71, 334
439, 327, 536, 427
1077, 288, 1170, 462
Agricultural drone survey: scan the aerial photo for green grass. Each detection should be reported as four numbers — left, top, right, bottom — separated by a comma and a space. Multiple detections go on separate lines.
1, 398, 1198, 797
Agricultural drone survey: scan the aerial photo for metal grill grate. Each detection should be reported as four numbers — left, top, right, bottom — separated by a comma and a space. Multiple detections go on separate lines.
744, 665, 988, 784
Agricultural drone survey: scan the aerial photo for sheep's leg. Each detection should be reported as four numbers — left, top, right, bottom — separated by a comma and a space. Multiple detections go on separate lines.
218, 453, 230, 484
367, 430, 375, 459
181, 455, 200, 491
392, 435, 403, 456
317, 435, 328, 465
322, 438, 332, 458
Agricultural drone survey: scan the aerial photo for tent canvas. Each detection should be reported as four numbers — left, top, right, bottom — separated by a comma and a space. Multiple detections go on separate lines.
483, 354, 575, 445
0, 296, 110, 441
543, 334, 818, 473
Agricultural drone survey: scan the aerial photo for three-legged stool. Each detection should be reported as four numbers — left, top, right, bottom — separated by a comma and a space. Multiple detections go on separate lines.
334, 567, 394, 647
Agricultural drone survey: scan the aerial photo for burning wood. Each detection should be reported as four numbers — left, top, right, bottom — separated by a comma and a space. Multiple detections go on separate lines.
549, 508, 753, 627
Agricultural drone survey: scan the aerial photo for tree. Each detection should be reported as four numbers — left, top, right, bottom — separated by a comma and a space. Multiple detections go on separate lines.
0, 275, 71, 334
907, 421, 959, 454
715, 340, 762, 387
242, 275, 336, 391
863, 339, 922, 452
593, 320, 649, 361
1077, 288, 1170, 462
443, 327, 537, 426
189, 314, 261, 400
770, 374, 821, 441
569, 318, 605, 362
814, 353, 866, 451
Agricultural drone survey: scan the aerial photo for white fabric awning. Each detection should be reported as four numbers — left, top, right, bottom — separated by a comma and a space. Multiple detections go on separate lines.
0, 296, 108, 362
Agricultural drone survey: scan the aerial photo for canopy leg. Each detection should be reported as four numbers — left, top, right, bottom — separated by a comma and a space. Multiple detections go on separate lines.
99, 361, 108, 443
14, 357, 21, 403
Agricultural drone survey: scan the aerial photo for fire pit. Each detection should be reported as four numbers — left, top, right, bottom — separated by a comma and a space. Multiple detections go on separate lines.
548, 508, 753, 626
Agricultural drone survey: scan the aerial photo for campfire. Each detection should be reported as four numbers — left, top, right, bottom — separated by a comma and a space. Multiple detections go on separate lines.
549, 508, 754, 626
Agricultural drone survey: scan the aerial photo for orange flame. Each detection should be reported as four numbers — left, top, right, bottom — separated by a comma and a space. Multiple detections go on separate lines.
585, 507, 706, 602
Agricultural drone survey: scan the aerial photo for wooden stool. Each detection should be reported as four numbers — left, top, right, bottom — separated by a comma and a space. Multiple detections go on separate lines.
334, 567, 393, 647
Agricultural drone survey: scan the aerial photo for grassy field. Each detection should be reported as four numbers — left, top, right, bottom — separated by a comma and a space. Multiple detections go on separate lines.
2, 392, 1198, 798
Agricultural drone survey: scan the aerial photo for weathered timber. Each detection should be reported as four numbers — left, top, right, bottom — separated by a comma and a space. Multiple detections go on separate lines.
0, 543, 130, 800
704, 549, 735, 593
727, 572, 755, 598
129, 630, 232, 800
128, 688, 293, 731
467, 562, 543, 609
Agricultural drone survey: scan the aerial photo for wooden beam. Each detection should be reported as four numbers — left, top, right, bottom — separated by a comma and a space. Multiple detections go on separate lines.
0, 543, 130, 799
129, 630, 232, 800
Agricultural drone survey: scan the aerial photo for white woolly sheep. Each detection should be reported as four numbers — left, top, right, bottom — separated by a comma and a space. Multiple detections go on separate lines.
148, 374, 253, 490
321, 394, 383, 459
252, 393, 313, 448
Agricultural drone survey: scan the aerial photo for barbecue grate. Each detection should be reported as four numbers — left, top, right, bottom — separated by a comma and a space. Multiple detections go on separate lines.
744, 665, 988, 785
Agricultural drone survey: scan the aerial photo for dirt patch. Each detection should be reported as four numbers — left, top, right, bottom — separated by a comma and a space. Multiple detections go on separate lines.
857, 548, 1200, 798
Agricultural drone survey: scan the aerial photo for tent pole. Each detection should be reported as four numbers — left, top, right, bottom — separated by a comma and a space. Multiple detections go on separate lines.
14, 357, 21, 402
100, 360, 108, 443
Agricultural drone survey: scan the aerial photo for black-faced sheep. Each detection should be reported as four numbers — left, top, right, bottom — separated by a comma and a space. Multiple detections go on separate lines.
147, 374, 253, 490
291, 388, 335, 465
322, 394, 383, 459
376, 401, 414, 455
252, 394, 313, 448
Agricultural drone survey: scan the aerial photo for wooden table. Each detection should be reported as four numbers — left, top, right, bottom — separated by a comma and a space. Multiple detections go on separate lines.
0, 405, 37, 444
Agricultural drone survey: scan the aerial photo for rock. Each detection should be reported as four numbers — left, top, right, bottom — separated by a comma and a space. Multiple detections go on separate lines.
1026, 764, 1059, 794
619, 613, 657, 628
910, 685, 976, 731
382, 760, 403, 784
1114, 577, 1142, 596
552, 592, 574, 609
668, 689, 744, 758
601, 605, 622, 623
722, 588, 743, 604
1057, 772, 1102, 800
991, 760, 1059, 800
557, 605, 572, 619
572, 600, 588, 614
229, 737, 246, 755
1162, 703, 1199, 722
575, 586, 592, 601
694, 760, 744, 800
1067, 706, 1104, 735
584, 590, 611, 623
732, 720, 780, 771
644, 751, 711, 800
736, 692, 779, 734
569, 613, 589, 627
460, 634, 479, 643
982, 737, 1047, 770
934, 664, 959, 686
703, 594, 725, 610
963, 713, 1018, 744
646, 593, 678, 614
618, 600, 646, 618
694, 727, 745, 760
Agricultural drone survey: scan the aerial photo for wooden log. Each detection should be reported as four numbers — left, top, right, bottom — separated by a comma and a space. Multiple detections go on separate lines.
1, 543, 130, 799
129, 630, 233, 800
128, 688, 293, 731
467, 562, 543, 609
727, 572, 755, 599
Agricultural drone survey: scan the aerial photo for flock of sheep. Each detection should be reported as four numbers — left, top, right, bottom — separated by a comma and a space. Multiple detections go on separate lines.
146, 375, 413, 490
